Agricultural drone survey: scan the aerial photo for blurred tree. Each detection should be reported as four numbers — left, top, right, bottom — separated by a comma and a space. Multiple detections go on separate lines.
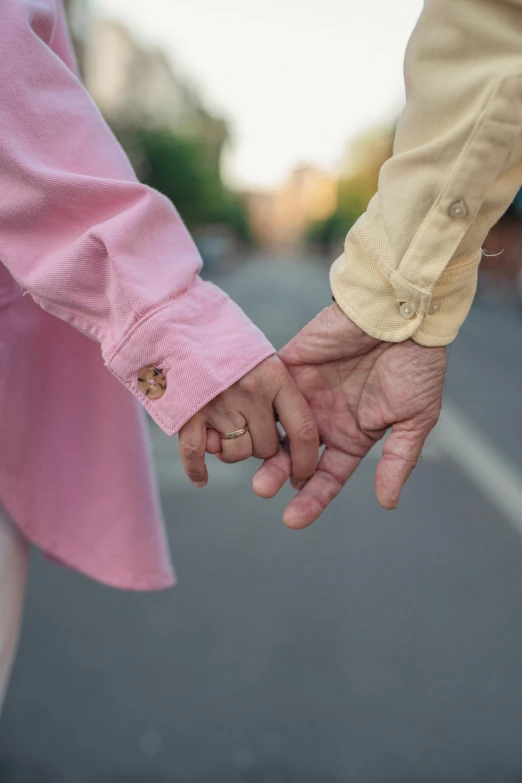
115, 126, 249, 238
61, 4, 250, 242
308, 124, 395, 251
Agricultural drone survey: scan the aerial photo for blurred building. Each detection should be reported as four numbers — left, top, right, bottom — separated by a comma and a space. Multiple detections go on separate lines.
62, 2, 226, 149
245, 165, 338, 250
82, 18, 227, 154
62, 4, 335, 252
61, 3, 246, 248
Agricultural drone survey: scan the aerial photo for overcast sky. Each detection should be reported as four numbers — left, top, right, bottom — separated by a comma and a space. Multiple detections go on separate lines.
94, 0, 423, 188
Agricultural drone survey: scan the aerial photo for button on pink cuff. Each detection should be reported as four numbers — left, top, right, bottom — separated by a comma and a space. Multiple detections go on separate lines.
138, 367, 167, 399
106, 278, 275, 436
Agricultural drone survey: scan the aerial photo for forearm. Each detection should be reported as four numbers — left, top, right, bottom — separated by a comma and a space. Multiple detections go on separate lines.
0, 0, 274, 434
331, 0, 522, 346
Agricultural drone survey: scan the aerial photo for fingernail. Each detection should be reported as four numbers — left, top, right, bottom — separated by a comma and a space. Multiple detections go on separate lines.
193, 481, 206, 489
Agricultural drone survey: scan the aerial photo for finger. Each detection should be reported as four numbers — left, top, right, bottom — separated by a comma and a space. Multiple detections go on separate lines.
205, 428, 221, 454
207, 412, 252, 464
283, 447, 361, 529
246, 406, 280, 461
252, 442, 291, 499
220, 428, 253, 463
374, 419, 432, 510
178, 416, 208, 487
273, 382, 319, 484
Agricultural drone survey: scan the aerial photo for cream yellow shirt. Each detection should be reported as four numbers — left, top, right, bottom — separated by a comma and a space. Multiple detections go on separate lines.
331, 0, 522, 346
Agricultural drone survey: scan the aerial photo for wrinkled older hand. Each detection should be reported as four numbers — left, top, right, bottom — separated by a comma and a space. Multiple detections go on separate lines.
253, 304, 447, 527
178, 355, 319, 489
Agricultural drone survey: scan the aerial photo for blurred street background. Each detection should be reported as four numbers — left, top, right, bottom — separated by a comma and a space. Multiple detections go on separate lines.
3, 0, 522, 781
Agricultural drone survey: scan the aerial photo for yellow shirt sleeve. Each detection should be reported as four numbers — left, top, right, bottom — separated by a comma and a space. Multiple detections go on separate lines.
330, 0, 522, 347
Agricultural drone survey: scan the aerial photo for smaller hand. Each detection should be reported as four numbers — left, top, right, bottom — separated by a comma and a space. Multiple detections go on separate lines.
253, 305, 447, 527
178, 355, 319, 489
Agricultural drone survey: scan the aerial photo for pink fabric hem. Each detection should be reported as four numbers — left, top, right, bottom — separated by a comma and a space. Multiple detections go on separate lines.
0, 485, 175, 592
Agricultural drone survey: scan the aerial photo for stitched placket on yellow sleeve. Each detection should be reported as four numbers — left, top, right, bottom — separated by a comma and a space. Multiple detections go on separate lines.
332, 72, 522, 347
396, 74, 522, 322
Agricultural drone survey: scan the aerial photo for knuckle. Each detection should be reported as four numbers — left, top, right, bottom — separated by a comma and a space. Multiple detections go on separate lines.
221, 441, 252, 463
358, 410, 378, 434
180, 438, 203, 461
270, 363, 290, 388
237, 371, 258, 396
296, 417, 319, 445
221, 451, 249, 464
254, 441, 279, 461
265, 441, 280, 460
240, 357, 286, 395
416, 406, 441, 434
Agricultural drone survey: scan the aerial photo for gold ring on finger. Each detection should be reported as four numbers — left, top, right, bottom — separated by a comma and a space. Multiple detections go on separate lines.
220, 425, 249, 440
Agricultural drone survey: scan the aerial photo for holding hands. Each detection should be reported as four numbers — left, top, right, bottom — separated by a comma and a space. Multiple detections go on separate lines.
180, 303, 447, 526
178, 355, 319, 492
255, 303, 447, 525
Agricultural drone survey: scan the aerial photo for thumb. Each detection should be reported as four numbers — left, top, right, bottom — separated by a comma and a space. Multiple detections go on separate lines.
374, 419, 432, 510
277, 332, 303, 366
252, 443, 292, 499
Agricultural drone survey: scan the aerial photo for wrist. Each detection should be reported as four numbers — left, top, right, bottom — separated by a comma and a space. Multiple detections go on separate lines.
329, 301, 382, 351
105, 279, 275, 435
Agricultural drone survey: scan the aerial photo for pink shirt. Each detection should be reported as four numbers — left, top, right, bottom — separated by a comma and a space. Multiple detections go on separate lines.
0, 0, 274, 589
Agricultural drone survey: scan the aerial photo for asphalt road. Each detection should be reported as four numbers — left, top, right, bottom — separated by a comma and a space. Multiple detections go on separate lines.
3, 257, 522, 783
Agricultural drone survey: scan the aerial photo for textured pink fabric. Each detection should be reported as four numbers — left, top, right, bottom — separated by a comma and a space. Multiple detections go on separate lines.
0, 0, 275, 590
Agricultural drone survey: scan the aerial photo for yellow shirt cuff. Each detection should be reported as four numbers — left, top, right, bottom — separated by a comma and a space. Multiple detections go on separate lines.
330, 220, 479, 347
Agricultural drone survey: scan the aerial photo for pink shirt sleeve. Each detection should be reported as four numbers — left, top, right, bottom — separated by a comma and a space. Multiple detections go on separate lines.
0, 0, 275, 435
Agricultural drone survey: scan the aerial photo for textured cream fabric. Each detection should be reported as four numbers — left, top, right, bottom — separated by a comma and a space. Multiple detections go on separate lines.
331, 0, 522, 346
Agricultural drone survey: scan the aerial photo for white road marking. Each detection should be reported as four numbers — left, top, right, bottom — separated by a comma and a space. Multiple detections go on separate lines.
434, 401, 522, 535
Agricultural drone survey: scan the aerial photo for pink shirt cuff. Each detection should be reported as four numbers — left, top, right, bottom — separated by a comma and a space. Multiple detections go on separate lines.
104, 278, 276, 435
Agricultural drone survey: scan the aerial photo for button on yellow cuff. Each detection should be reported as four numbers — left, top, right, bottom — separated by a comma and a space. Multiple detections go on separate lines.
331, 0, 522, 347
